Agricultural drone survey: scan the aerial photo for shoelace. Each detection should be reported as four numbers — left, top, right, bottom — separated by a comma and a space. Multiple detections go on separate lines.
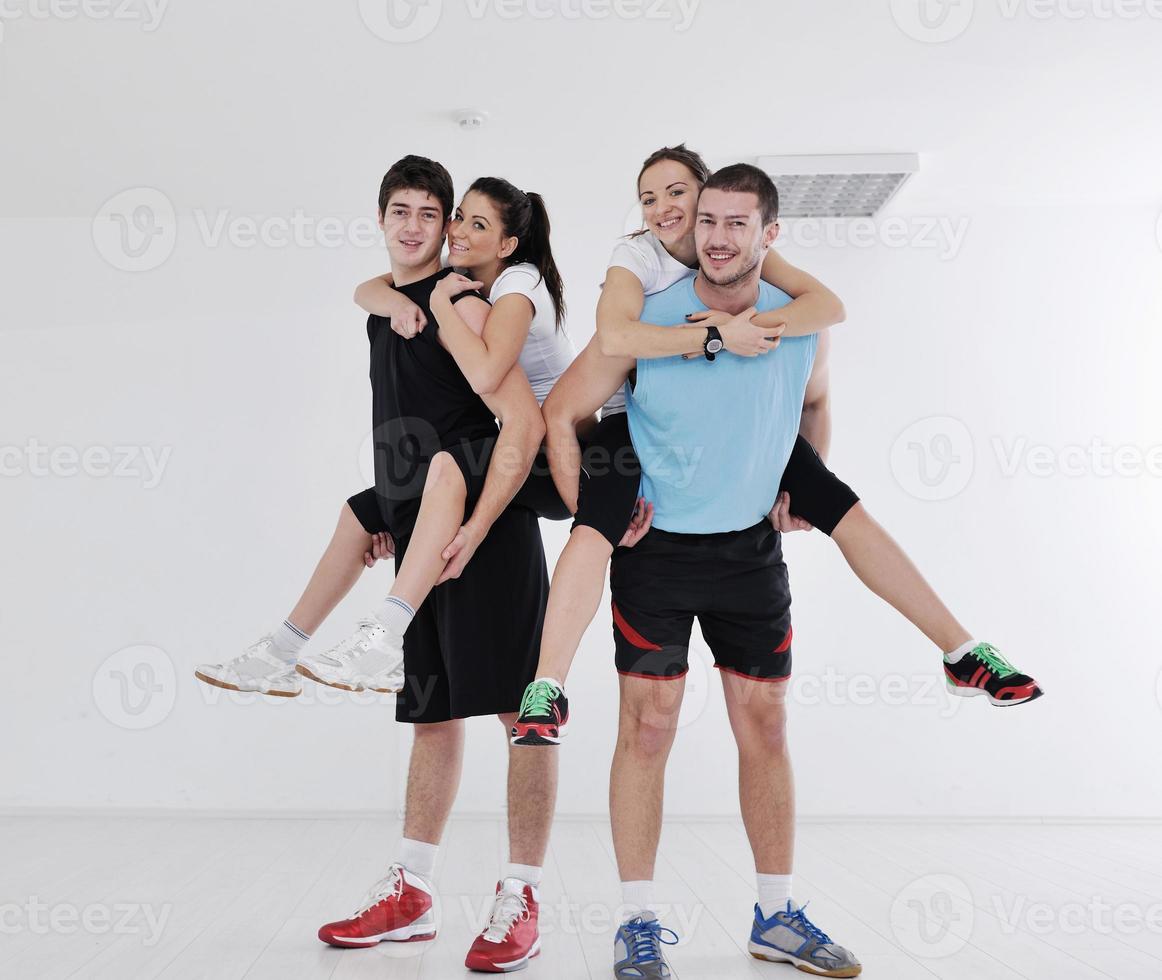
319, 619, 382, 667
785, 902, 833, 946
969, 642, 1017, 679
623, 917, 679, 963
482, 889, 529, 942
352, 865, 405, 916
518, 680, 558, 719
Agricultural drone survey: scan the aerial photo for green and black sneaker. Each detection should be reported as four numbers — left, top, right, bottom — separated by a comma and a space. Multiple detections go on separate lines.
944, 642, 1043, 707
510, 679, 570, 746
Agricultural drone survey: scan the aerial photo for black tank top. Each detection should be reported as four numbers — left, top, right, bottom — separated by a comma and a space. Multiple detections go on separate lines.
368, 267, 497, 535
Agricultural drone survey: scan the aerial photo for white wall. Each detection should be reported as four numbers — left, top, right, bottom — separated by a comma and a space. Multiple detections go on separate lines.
3, 0, 1161, 819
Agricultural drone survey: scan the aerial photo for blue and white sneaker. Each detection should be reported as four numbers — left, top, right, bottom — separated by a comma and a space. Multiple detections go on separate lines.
748, 901, 861, 977
613, 912, 679, 979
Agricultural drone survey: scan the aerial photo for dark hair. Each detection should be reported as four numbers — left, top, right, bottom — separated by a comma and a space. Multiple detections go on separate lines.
378, 155, 454, 223
636, 143, 712, 192
467, 176, 566, 330
702, 164, 780, 225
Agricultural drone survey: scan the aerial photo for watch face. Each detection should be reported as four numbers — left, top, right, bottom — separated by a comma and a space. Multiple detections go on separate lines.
707, 339, 724, 354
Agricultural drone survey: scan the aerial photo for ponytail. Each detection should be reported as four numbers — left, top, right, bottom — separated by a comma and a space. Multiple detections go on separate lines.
467, 177, 567, 331
516, 192, 566, 331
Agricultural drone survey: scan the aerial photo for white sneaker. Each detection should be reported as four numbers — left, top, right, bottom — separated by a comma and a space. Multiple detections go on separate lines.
194, 636, 301, 697
297, 618, 404, 693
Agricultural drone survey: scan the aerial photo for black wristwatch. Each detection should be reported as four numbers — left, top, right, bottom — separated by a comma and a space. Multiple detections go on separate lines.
703, 325, 724, 361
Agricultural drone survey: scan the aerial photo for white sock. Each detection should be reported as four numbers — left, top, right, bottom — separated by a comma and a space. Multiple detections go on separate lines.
536, 677, 564, 692
757, 873, 794, 920
620, 880, 656, 921
502, 863, 543, 887
396, 838, 439, 880
944, 639, 979, 663
270, 620, 310, 664
375, 596, 416, 638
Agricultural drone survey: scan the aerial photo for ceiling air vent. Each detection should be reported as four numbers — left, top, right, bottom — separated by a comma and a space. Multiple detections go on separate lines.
755, 153, 920, 219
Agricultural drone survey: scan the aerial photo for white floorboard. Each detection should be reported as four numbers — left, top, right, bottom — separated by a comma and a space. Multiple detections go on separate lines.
1, 817, 1158, 979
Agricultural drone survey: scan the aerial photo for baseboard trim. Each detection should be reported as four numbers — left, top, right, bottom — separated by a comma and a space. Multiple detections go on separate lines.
2, 807, 1160, 825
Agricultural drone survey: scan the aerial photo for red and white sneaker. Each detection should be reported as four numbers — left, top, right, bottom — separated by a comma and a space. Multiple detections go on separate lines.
317, 864, 436, 948
464, 878, 541, 973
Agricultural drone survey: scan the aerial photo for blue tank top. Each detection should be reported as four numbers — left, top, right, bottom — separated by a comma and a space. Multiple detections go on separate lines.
627, 275, 817, 533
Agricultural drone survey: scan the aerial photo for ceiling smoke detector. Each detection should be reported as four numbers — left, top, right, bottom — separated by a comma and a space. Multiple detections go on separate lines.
755, 153, 920, 219
453, 108, 489, 131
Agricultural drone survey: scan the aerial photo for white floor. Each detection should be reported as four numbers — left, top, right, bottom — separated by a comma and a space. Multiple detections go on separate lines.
3, 816, 1161, 979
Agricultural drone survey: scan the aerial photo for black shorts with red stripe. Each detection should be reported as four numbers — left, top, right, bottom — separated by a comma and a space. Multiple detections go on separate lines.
608, 520, 793, 683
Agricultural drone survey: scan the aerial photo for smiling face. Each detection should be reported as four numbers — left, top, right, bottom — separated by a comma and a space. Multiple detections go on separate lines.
446, 189, 517, 273
694, 187, 779, 287
378, 188, 446, 274
637, 158, 702, 249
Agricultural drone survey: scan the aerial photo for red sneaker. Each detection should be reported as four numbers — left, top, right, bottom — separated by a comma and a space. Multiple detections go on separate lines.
318, 864, 436, 948
464, 879, 541, 972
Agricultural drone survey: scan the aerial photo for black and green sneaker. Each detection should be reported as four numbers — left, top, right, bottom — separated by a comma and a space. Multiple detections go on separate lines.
510, 679, 570, 746
944, 642, 1043, 706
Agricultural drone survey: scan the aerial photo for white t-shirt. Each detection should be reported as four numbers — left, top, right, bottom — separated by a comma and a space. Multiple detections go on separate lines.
601, 232, 696, 415
490, 262, 576, 406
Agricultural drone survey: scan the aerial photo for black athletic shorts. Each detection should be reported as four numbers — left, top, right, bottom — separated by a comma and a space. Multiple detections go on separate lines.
392, 505, 548, 723
572, 411, 642, 549
779, 435, 860, 535
609, 520, 793, 683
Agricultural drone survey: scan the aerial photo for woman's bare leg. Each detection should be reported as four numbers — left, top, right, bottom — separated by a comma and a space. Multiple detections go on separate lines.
387, 451, 467, 609
284, 501, 378, 635
534, 526, 614, 684
830, 503, 972, 654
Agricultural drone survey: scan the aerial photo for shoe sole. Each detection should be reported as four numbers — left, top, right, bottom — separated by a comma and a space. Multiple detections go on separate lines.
509, 724, 567, 747
193, 670, 299, 698
320, 925, 437, 948
749, 944, 861, 977
945, 681, 1043, 707
296, 664, 401, 694
466, 937, 541, 972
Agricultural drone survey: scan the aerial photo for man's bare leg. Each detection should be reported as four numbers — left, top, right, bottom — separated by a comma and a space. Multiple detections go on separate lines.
831, 503, 972, 654
501, 712, 558, 868
609, 674, 684, 891
721, 672, 794, 876
403, 719, 466, 845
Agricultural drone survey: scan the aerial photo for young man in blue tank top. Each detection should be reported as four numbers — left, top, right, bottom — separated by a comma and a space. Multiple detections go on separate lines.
609, 166, 862, 979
